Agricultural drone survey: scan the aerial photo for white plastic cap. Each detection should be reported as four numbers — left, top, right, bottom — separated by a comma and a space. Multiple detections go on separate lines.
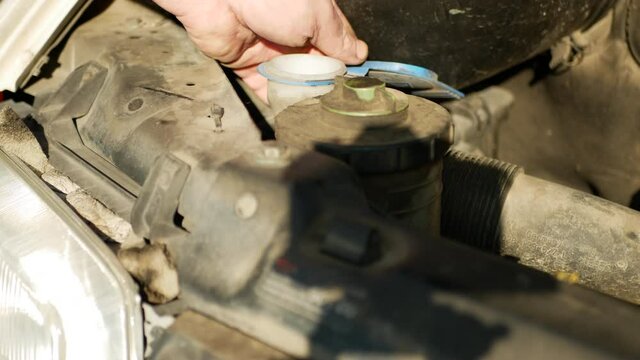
260, 54, 346, 85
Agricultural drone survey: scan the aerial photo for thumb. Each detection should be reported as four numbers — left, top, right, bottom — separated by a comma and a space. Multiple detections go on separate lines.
310, 0, 368, 64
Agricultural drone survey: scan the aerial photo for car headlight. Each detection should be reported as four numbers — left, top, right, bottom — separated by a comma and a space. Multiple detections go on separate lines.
0, 149, 143, 359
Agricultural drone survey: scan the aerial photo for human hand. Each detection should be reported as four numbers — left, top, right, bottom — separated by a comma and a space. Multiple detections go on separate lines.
152, 0, 368, 101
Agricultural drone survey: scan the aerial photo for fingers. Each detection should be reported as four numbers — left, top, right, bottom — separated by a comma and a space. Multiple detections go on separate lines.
186, 22, 256, 64
151, 0, 188, 16
154, 0, 368, 66
152, 0, 369, 101
153, 0, 262, 64
311, 0, 368, 64
329, 0, 369, 63
223, 39, 311, 69
235, 66, 269, 102
233, 0, 368, 65
232, 0, 317, 48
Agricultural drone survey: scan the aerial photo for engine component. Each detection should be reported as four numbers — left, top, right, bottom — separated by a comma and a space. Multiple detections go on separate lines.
0, 104, 146, 249
276, 76, 452, 235
497, 3, 640, 207
152, 311, 291, 359
34, 0, 263, 221
259, 54, 347, 115
19, 1, 640, 359
446, 86, 514, 157
442, 151, 640, 304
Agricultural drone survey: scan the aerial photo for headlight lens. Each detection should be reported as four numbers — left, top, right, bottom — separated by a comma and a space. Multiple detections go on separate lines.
0, 150, 143, 360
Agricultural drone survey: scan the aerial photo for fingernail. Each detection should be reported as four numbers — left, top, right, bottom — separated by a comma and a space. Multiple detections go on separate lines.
356, 40, 369, 62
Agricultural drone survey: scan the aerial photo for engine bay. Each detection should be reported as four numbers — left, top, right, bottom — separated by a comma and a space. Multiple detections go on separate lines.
1, 0, 639, 358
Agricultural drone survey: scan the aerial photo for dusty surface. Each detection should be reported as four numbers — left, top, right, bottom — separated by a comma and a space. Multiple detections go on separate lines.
0, 106, 51, 173
0, 103, 175, 303
66, 189, 145, 247
119, 244, 180, 304
1, 105, 146, 247
160, 311, 292, 359
496, 9, 640, 207
496, 69, 592, 193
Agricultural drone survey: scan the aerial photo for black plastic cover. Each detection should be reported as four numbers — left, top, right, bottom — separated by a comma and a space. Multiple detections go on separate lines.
339, 0, 615, 87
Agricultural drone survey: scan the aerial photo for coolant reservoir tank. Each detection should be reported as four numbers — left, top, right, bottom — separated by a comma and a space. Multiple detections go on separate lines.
275, 77, 453, 236
259, 54, 347, 114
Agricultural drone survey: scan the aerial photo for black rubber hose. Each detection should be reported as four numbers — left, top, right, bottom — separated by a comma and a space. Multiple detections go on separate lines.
441, 151, 521, 253
441, 151, 640, 304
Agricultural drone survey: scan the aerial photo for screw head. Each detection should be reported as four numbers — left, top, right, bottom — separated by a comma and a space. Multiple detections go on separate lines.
263, 146, 281, 159
235, 193, 258, 219
254, 143, 291, 167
